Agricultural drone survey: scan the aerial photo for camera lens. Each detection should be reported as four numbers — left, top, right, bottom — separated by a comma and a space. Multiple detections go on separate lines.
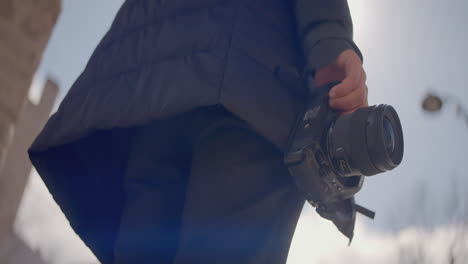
367, 105, 404, 172
327, 105, 404, 176
383, 117, 395, 154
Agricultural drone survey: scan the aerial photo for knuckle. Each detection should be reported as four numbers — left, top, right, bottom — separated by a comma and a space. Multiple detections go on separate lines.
359, 85, 366, 97
352, 72, 360, 84
361, 94, 367, 105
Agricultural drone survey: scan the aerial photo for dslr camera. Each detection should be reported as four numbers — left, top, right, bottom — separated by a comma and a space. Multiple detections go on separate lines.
283, 75, 404, 242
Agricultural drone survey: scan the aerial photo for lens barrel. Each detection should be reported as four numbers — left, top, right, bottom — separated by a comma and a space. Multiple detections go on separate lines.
327, 104, 404, 176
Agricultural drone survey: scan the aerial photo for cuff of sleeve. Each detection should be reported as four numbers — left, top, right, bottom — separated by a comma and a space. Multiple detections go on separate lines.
304, 38, 363, 71
300, 21, 363, 71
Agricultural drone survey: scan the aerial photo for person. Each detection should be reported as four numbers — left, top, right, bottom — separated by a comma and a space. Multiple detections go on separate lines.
28, 0, 368, 263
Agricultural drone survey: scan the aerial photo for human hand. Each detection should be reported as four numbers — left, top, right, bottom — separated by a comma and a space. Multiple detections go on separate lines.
313, 49, 368, 115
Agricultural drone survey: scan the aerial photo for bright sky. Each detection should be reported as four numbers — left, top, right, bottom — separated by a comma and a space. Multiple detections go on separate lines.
19, 0, 468, 263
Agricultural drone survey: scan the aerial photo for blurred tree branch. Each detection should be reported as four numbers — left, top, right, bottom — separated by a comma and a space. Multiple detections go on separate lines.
393, 176, 468, 263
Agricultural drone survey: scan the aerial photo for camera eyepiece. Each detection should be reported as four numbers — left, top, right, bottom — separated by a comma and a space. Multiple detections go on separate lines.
327, 104, 404, 177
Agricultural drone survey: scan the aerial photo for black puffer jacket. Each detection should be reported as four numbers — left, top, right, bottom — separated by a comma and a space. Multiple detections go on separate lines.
28, 0, 361, 263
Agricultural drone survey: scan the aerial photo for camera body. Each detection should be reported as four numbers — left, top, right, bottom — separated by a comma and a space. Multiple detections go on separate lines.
284, 80, 403, 241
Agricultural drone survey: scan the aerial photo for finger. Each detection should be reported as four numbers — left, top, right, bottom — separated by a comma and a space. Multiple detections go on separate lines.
330, 81, 368, 111
329, 63, 363, 99
340, 95, 368, 115
330, 80, 367, 111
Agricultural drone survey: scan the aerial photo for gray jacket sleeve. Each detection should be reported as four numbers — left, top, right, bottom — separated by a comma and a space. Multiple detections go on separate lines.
293, 0, 363, 71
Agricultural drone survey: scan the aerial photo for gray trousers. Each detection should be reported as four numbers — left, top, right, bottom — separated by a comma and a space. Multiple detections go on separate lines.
113, 106, 305, 264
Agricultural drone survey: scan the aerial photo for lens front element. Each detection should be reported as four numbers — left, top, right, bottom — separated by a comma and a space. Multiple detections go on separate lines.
383, 117, 396, 155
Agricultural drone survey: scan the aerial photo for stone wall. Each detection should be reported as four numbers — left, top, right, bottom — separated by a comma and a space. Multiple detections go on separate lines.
0, 79, 58, 243
0, 0, 61, 263
0, 0, 60, 170
0, 80, 58, 263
